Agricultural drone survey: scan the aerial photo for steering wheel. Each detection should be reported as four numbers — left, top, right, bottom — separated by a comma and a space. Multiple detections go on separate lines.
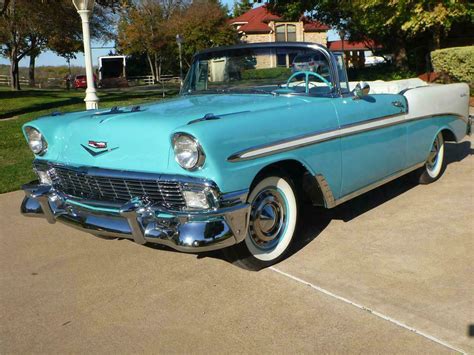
286, 71, 332, 94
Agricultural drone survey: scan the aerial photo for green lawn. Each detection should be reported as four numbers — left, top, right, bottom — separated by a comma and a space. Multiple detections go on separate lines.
0, 87, 177, 194
0, 86, 179, 118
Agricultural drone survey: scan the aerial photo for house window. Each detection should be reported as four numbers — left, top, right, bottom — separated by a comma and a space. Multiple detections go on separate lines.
276, 25, 286, 42
275, 24, 297, 42
276, 49, 299, 68
287, 25, 296, 41
288, 52, 298, 65
276, 53, 287, 66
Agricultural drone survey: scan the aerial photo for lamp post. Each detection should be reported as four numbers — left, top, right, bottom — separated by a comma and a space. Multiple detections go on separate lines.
72, 0, 99, 110
176, 34, 184, 87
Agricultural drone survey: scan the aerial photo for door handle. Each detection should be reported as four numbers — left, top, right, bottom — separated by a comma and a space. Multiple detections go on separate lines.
392, 100, 404, 108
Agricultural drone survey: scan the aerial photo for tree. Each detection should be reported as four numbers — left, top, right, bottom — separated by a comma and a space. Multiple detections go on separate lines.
400, 0, 474, 50
0, 0, 115, 90
118, 0, 237, 80
268, 0, 473, 69
22, 1, 78, 86
232, 0, 252, 18
0, 0, 10, 16
170, 0, 238, 66
118, 0, 180, 82
0, 0, 38, 89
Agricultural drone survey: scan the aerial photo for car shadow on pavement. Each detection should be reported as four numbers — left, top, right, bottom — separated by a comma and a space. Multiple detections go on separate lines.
149, 140, 473, 265
287, 139, 473, 260
445, 141, 473, 164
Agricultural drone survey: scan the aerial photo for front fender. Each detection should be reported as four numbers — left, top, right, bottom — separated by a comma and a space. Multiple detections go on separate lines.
173, 97, 342, 196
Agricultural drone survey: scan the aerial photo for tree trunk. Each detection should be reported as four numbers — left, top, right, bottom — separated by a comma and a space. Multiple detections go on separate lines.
392, 36, 408, 69
154, 55, 161, 82
394, 47, 407, 68
432, 26, 441, 51
146, 53, 156, 83
158, 57, 162, 81
9, 58, 15, 90
9, 55, 20, 91
29, 54, 36, 87
154, 55, 158, 82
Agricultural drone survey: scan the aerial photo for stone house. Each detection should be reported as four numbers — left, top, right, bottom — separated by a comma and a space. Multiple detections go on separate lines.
228, 5, 329, 69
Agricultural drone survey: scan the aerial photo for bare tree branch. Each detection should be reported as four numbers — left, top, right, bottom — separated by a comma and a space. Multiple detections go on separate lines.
0, 0, 11, 16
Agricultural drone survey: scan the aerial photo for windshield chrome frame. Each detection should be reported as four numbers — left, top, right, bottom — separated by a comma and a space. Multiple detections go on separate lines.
181, 42, 345, 98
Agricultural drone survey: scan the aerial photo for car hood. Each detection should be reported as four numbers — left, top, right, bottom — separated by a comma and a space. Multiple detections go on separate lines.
25, 94, 308, 173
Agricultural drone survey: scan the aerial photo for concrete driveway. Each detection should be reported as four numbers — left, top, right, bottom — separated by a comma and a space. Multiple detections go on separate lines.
1, 137, 472, 353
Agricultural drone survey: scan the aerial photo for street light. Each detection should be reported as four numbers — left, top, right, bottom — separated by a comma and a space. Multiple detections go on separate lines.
72, 0, 99, 110
176, 34, 184, 88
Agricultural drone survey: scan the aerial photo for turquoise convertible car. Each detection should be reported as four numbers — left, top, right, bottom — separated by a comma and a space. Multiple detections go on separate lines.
21, 43, 471, 270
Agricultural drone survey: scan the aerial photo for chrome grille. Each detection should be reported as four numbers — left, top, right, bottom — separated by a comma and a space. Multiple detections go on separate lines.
49, 166, 186, 209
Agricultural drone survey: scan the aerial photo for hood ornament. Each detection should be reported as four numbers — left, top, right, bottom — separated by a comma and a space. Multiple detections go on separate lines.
81, 140, 118, 157
88, 140, 107, 149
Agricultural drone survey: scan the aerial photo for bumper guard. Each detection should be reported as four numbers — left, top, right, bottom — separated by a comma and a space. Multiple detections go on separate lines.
21, 181, 250, 253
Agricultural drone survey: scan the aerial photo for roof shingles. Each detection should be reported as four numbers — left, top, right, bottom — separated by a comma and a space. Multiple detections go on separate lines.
327, 40, 382, 51
230, 5, 328, 34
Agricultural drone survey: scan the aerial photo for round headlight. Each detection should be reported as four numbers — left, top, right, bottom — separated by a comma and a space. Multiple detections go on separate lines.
172, 133, 205, 171
24, 126, 47, 155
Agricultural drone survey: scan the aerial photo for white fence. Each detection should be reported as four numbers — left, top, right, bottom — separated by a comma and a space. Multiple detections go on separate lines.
0, 73, 181, 88
127, 75, 154, 86
159, 75, 181, 83
0, 74, 29, 86
127, 75, 181, 86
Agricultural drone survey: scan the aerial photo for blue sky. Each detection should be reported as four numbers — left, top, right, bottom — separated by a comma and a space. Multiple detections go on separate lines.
0, 1, 338, 68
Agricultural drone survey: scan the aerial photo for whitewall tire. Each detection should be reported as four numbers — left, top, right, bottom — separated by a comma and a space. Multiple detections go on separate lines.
223, 175, 298, 270
418, 132, 447, 184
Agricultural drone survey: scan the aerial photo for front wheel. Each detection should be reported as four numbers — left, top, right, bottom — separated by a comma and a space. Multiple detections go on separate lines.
222, 175, 298, 271
416, 132, 446, 184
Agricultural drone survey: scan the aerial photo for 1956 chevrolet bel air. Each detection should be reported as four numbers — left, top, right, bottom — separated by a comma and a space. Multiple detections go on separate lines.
21, 43, 471, 270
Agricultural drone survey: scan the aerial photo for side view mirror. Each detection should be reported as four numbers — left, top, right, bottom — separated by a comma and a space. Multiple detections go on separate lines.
353, 81, 370, 99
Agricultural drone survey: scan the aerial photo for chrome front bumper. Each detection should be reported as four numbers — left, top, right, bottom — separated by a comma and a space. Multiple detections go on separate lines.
21, 181, 250, 252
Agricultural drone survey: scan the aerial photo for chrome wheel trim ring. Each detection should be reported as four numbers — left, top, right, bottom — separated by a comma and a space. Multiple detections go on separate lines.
248, 187, 288, 251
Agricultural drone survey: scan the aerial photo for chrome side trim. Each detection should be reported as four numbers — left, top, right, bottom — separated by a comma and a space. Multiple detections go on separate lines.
228, 112, 405, 162
228, 112, 466, 162
409, 112, 468, 125
319, 162, 425, 209
339, 112, 405, 130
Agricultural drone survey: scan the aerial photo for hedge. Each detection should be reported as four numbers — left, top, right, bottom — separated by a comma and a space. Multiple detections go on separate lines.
431, 46, 474, 87
242, 67, 292, 80
347, 64, 415, 82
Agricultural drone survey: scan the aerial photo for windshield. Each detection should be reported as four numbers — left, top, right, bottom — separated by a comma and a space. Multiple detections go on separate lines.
293, 53, 323, 63
182, 45, 336, 97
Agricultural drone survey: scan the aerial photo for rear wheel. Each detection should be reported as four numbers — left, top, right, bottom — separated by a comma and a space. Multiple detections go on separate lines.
417, 132, 446, 184
223, 175, 298, 271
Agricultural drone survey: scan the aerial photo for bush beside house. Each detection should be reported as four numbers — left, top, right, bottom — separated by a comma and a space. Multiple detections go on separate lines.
431, 46, 474, 90
347, 64, 416, 82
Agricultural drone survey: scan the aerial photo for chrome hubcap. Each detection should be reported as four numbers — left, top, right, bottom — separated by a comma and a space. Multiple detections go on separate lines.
249, 188, 287, 250
427, 136, 440, 170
